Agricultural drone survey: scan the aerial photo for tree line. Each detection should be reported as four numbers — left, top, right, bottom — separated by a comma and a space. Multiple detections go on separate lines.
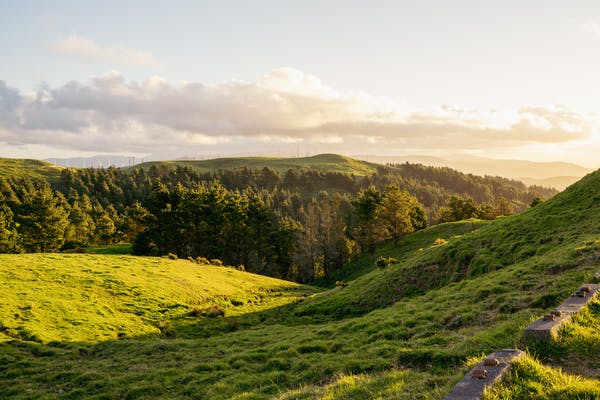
0, 162, 556, 282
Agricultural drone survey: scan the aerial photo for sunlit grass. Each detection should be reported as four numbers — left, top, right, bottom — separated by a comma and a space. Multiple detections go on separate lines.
484, 355, 600, 399
0, 157, 65, 182
134, 153, 379, 176
2, 169, 600, 398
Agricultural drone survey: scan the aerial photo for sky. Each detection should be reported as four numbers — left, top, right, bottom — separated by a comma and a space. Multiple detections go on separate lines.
2, 0, 600, 166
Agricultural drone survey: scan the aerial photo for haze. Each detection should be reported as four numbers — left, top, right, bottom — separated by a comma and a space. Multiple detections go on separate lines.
2, 1, 600, 168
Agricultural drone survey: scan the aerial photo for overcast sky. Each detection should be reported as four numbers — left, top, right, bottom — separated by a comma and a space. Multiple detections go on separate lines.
2, 0, 600, 166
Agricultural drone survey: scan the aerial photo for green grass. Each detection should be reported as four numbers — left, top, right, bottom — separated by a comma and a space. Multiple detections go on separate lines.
133, 153, 379, 176
523, 296, 600, 382
484, 355, 600, 399
0, 254, 313, 343
3, 169, 600, 398
319, 219, 488, 286
0, 157, 65, 182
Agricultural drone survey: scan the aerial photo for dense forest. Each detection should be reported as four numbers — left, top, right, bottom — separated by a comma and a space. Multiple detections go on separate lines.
0, 161, 556, 282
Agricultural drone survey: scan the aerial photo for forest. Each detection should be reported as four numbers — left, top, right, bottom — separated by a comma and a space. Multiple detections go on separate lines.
0, 161, 556, 282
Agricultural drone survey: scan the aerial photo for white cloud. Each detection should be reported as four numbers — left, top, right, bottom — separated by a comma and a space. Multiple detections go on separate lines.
581, 21, 600, 36
50, 34, 160, 68
0, 68, 595, 159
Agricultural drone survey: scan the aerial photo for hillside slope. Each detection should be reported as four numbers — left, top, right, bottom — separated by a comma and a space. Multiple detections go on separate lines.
297, 169, 600, 318
1, 170, 600, 398
0, 157, 65, 182
133, 153, 379, 176
0, 254, 313, 343
357, 154, 591, 189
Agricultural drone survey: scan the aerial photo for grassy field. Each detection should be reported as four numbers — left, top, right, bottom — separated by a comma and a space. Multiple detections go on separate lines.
0, 254, 313, 343
2, 170, 600, 398
0, 157, 65, 182
133, 153, 379, 176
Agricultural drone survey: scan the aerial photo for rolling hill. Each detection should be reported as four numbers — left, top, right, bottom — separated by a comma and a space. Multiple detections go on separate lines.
518, 175, 583, 191
356, 154, 591, 190
1, 164, 600, 398
0, 157, 65, 182
132, 153, 380, 176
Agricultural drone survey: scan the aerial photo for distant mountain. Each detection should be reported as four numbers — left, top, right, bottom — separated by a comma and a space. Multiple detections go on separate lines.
45, 155, 145, 168
353, 154, 591, 190
518, 176, 583, 190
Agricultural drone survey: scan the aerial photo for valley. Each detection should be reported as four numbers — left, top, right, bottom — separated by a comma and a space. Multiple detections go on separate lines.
0, 156, 599, 398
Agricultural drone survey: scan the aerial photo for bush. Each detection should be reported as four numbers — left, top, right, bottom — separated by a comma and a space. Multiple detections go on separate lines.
335, 280, 348, 287
376, 256, 399, 269
188, 307, 202, 317
210, 259, 223, 267
237, 264, 246, 272
203, 305, 225, 318
433, 238, 448, 246
167, 253, 178, 260
157, 321, 176, 338
189, 305, 225, 318
196, 256, 209, 264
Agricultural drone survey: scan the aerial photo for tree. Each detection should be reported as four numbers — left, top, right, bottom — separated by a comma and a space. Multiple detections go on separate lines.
494, 197, 514, 217
0, 193, 19, 252
66, 200, 95, 247
121, 202, 150, 243
292, 202, 323, 282
439, 195, 481, 222
15, 185, 70, 252
351, 186, 383, 253
376, 185, 423, 242
530, 196, 544, 208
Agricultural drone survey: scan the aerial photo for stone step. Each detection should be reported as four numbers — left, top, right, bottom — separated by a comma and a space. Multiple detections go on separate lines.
523, 284, 600, 341
443, 349, 524, 400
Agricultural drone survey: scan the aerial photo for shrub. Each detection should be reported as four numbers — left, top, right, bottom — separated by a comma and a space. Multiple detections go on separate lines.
335, 280, 348, 287
203, 305, 225, 318
210, 259, 223, 267
189, 305, 226, 318
376, 256, 399, 268
196, 256, 209, 264
433, 238, 448, 246
188, 307, 202, 317
237, 264, 245, 272
157, 321, 176, 338
167, 253, 178, 260
187, 256, 195, 262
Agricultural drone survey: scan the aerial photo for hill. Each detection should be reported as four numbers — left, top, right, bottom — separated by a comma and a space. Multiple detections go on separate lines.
133, 153, 379, 176
356, 154, 591, 190
2, 166, 599, 399
518, 175, 582, 191
0, 254, 313, 343
0, 157, 65, 182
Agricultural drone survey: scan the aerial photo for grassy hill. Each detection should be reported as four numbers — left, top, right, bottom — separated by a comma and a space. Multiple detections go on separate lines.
2, 170, 600, 398
0, 254, 313, 343
0, 157, 65, 182
134, 153, 379, 176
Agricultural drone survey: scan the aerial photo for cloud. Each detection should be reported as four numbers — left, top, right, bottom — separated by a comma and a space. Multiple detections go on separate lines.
581, 21, 600, 36
0, 68, 594, 158
50, 34, 160, 68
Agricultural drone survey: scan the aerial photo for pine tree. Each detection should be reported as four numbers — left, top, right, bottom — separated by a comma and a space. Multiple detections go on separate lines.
15, 185, 70, 252
0, 192, 20, 252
